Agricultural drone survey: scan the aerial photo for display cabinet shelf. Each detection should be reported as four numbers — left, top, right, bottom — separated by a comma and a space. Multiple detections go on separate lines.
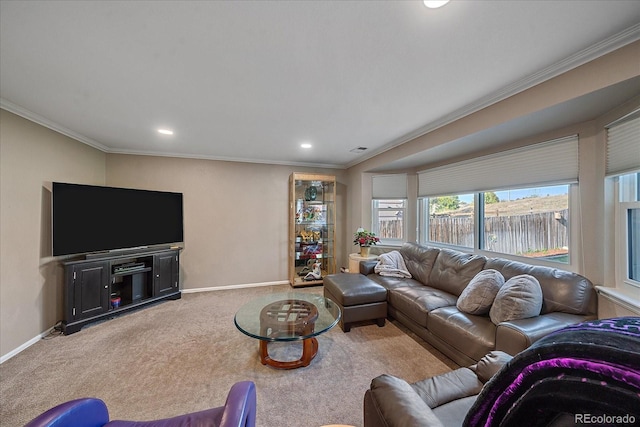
289, 173, 336, 287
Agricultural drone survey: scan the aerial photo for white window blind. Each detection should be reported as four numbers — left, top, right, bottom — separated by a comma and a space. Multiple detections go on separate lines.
372, 174, 407, 199
418, 135, 579, 197
606, 111, 640, 177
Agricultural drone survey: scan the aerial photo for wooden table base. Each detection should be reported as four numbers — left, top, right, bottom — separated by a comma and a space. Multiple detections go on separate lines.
259, 337, 319, 369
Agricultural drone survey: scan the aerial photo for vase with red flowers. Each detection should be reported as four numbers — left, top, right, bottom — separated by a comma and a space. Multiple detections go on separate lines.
353, 228, 379, 257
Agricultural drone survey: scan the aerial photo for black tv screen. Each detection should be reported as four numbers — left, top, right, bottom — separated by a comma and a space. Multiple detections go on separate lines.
52, 182, 184, 256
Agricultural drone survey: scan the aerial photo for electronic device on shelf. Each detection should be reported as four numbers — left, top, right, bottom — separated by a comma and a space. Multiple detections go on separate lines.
113, 262, 146, 274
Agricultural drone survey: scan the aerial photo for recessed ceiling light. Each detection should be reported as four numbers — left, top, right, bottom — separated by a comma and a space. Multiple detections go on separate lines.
300, 143, 312, 149
158, 129, 174, 135
423, 0, 449, 8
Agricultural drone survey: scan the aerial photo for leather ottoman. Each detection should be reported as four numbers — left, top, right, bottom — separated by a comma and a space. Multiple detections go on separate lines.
324, 273, 388, 332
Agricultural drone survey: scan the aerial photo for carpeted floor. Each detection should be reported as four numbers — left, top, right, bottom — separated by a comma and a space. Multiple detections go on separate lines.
0, 284, 457, 427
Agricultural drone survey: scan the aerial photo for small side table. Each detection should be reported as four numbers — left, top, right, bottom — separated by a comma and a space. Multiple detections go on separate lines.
348, 253, 378, 274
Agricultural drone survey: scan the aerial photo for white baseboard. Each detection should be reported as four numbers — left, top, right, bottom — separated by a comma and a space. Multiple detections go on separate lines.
181, 280, 289, 293
1, 329, 51, 364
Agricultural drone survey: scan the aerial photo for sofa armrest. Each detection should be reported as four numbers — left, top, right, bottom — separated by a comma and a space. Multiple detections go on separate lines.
360, 261, 378, 275
496, 312, 594, 355
220, 381, 256, 427
471, 351, 513, 383
106, 382, 256, 427
365, 374, 444, 427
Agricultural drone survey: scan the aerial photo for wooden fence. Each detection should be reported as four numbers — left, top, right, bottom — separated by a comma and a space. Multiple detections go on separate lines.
380, 209, 568, 256
378, 221, 404, 240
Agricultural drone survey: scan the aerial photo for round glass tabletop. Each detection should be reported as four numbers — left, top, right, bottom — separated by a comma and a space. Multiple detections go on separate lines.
234, 292, 341, 342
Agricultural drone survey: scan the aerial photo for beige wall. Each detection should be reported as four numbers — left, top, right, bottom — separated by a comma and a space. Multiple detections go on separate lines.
0, 110, 106, 357
106, 154, 346, 289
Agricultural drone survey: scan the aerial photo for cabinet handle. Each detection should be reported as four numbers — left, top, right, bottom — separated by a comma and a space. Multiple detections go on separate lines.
104, 285, 108, 289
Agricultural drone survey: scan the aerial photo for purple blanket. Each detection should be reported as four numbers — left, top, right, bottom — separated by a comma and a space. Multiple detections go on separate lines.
464, 317, 640, 427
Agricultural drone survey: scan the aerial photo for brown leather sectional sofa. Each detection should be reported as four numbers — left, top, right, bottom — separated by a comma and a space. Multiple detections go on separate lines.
360, 242, 597, 366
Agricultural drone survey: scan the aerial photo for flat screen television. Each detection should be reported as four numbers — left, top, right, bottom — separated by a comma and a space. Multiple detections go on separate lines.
52, 182, 184, 257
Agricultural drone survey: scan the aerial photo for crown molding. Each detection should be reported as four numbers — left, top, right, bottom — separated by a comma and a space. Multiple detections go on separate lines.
106, 148, 346, 170
1, 99, 345, 169
0, 98, 110, 152
346, 23, 640, 170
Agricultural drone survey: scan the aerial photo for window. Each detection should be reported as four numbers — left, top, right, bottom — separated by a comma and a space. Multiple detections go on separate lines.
416, 136, 578, 259
417, 186, 571, 263
371, 174, 407, 244
418, 193, 474, 248
617, 172, 640, 288
606, 111, 639, 289
481, 185, 570, 263
372, 199, 406, 244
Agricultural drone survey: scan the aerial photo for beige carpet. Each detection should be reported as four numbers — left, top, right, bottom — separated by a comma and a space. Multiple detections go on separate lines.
0, 284, 456, 427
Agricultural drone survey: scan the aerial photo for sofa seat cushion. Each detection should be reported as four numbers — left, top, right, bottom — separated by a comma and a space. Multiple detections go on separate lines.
388, 286, 458, 328
367, 274, 425, 291
428, 306, 496, 362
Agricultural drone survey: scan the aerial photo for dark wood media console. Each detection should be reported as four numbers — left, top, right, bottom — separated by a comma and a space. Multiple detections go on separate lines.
62, 247, 181, 334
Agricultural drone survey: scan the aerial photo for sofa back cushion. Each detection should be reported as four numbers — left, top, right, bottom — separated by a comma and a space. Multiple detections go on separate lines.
484, 258, 596, 315
428, 249, 486, 296
399, 242, 440, 285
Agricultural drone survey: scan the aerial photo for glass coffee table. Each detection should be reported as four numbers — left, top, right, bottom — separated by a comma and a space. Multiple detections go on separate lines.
234, 292, 341, 369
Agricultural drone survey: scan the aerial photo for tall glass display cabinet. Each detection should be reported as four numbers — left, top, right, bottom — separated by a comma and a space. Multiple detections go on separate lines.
289, 173, 336, 287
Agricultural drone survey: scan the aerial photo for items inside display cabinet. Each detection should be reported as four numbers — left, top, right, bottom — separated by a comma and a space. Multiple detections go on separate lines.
289, 174, 336, 287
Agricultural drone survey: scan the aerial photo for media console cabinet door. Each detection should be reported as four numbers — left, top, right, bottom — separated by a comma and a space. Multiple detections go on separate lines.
153, 252, 179, 296
71, 261, 110, 320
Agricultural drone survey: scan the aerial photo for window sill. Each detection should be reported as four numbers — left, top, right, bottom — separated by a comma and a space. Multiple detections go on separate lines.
595, 286, 640, 316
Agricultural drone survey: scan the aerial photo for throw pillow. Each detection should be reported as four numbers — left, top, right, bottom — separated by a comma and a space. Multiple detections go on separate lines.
489, 274, 543, 325
456, 269, 505, 315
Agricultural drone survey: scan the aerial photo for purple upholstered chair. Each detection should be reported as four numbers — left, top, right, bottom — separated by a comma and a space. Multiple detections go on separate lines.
25, 381, 256, 427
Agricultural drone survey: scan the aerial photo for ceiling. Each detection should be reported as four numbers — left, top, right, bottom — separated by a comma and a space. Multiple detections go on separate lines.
1, 1, 639, 170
